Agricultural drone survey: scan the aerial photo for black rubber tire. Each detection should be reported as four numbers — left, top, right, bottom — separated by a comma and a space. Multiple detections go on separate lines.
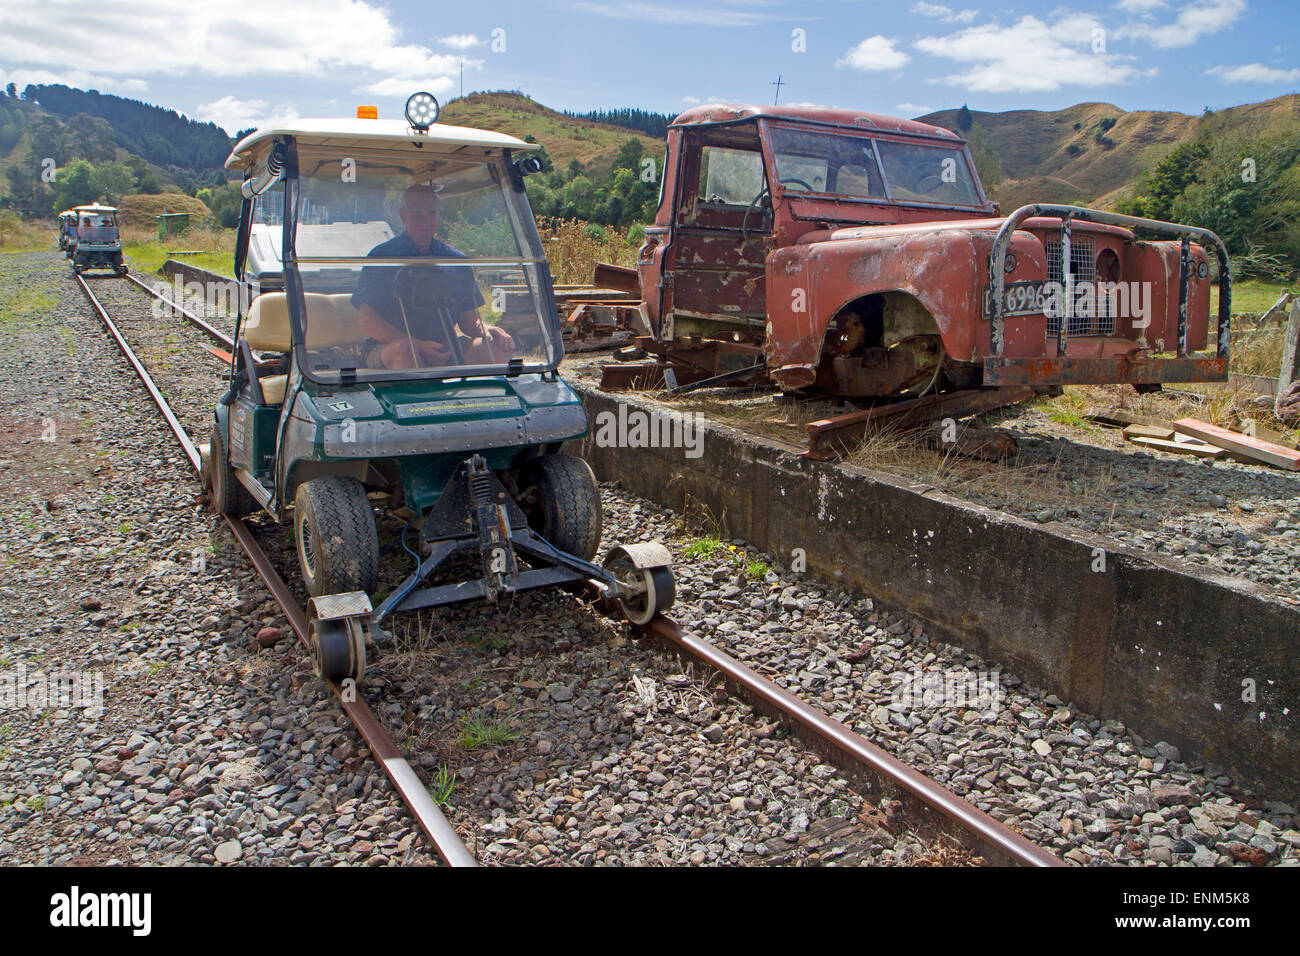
209, 421, 253, 518
294, 476, 379, 597
519, 454, 602, 561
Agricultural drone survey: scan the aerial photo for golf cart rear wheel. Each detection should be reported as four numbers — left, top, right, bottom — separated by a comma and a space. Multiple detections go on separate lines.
209, 422, 252, 518
309, 617, 366, 684
603, 553, 675, 626
294, 477, 379, 598
519, 454, 602, 561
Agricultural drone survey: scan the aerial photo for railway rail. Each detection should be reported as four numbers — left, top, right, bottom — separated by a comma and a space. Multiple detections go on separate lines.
72, 269, 1062, 867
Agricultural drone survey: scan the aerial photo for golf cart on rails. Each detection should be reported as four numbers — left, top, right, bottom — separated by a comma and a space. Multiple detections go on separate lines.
70, 204, 127, 276
209, 93, 675, 684
57, 210, 77, 253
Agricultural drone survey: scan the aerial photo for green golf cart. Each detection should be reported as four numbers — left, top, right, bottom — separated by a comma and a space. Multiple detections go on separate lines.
209, 94, 675, 683
70, 204, 127, 275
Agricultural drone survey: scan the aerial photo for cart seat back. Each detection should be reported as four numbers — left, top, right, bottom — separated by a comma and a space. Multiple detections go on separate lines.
244, 292, 369, 352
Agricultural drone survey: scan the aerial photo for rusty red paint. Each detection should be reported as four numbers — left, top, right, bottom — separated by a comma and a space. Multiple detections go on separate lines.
638, 104, 1230, 401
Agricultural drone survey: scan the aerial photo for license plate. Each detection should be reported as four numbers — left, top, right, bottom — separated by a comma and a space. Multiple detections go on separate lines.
983, 281, 1047, 318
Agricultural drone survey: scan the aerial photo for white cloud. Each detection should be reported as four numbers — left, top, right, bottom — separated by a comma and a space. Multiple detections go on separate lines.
1116, 0, 1167, 13
194, 96, 300, 135
361, 75, 457, 98
916, 14, 1145, 92
911, 2, 977, 24
0, 0, 468, 87
571, 1, 780, 26
439, 34, 481, 50
1208, 63, 1300, 84
837, 36, 911, 71
895, 102, 936, 114
1120, 0, 1246, 48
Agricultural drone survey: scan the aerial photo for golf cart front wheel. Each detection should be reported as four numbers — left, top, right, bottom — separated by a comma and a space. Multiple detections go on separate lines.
518, 454, 602, 561
309, 616, 367, 684
603, 551, 675, 626
294, 477, 379, 598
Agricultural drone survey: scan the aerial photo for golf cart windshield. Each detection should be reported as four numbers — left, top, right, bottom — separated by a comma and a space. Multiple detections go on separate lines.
288, 145, 559, 383
77, 209, 119, 242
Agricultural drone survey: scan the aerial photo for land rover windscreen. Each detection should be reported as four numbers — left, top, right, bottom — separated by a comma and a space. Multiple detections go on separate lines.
761, 123, 989, 213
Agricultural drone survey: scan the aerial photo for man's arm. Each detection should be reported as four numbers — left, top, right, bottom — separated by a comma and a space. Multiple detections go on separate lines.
456, 308, 486, 338
358, 303, 407, 343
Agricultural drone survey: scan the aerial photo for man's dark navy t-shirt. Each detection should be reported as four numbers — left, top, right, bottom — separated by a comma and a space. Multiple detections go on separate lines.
350, 233, 484, 342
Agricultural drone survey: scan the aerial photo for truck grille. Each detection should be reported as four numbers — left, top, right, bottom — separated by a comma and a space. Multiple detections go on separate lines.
1045, 236, 1115, 336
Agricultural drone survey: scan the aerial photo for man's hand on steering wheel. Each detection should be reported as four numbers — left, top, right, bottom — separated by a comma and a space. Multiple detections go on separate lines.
481, 324, 514, 349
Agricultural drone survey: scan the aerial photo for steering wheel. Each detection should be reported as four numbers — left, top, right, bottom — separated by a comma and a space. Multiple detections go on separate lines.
392, 265, 465, 365
740, 178, 816, 251
913, 173, 945, 195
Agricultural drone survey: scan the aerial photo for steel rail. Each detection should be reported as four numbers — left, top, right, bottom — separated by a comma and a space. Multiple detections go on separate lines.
87, 270, 1060, 868
124, 271, 235, 348
73, 273, 477, 868
633, 613, 1062, 867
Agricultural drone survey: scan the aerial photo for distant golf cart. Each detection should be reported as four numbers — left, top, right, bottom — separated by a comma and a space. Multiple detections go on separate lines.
57, 210, 77, 253
210, 93, 675, 684
70, 204, 126, 276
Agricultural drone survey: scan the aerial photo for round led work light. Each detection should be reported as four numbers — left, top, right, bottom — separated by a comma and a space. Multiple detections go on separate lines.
405, 92, 440, 131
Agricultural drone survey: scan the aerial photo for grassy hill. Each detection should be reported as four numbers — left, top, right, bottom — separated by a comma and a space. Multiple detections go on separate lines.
439, 92, 660, 173
921, 95, 1300, 209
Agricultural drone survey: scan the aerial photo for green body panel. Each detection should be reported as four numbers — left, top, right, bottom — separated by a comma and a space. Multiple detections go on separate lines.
278, 373, 589, 515
228, 397, 281, 476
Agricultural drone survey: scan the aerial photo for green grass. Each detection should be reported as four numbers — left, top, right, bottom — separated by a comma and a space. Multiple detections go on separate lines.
0, 282, 59, 327
683, 536, 726, 560
1215, 278, 1297, 315
431, 765, 456, 805
457, 715, 519, 749
0, 215, 52, 254
743, 558, 770, 579
122, 235, 234, 278
470, 633, 507, 652
26, 795, 44, 811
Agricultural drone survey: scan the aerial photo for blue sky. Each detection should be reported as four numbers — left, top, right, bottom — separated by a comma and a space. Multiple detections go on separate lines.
1, 0, 1296, 134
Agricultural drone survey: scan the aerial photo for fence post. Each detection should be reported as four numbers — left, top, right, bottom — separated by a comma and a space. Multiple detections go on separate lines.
1277, 299, 1300, 419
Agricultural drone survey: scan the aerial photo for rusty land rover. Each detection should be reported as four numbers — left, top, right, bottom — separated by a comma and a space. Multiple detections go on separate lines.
634, 104, 1231, 404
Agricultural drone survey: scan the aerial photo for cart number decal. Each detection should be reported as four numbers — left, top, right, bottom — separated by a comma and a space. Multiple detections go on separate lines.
328, 401, 353, 411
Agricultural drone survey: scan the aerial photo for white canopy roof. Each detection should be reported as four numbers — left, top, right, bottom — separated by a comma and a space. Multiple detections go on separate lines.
225, 118, 536, 171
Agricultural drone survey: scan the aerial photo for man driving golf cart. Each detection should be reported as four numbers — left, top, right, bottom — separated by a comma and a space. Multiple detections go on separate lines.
354, 183, 514, 369
211, 95, 676, 685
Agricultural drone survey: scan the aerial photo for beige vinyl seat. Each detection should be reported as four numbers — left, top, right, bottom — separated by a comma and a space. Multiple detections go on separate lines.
243, 292, 369, 403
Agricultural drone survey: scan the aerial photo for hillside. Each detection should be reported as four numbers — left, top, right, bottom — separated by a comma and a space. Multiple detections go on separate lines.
23, 84, 231, 175
439, 92, 660, 172
921, 95, 1300, 209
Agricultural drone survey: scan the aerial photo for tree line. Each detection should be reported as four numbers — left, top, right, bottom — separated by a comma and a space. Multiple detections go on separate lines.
1117, 119, 1300, 278
562, 107, 675, 139
523, 136, 662, 232
17, 84, 231, 175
